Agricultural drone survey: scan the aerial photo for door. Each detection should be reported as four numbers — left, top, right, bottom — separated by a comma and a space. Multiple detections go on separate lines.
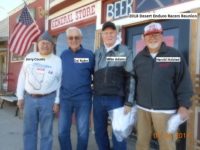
0, 53, 7, 91
125, 20, 190, 150
126, 20, 190, 63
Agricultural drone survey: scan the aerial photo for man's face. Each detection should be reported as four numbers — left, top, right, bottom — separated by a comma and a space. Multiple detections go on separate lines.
67, 30, 82, 52
38, 40, 53, 55
144, 33, 163, 52
102, 28, 117, 47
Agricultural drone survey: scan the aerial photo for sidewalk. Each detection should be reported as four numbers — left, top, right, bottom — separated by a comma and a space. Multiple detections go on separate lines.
0, 102, 137, 150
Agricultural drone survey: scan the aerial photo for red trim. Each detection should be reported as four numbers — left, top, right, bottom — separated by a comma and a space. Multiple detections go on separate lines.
101, 0, 114, 23
49, 0, 99, 14
121, 27, 125, 45
49, 0, 80, 15
8, 0, 45, 92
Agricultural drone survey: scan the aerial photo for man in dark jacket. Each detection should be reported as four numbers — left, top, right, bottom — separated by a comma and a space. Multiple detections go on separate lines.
134, 22, 193, 150
93, 21, 135, 150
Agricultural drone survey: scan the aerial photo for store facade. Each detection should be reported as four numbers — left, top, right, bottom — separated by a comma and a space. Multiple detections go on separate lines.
0, 18, 9, 92
48, 0, 200, 149
48, 0, 101, 55
8, 0, 45, 92
98, 0, 200, 150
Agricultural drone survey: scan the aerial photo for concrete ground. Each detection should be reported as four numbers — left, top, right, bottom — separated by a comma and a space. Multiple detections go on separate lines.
0, 101, 138, 150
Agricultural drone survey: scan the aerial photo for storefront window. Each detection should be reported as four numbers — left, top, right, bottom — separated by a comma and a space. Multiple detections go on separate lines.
11, 42, 36, 62
56, 24, 96, 56
136, 0, 173, 12
81, 24, 96, 51
126, 20, 189, 61
132, 28, 179, 56
50, 0, 56, 3
56, 32, 68, 56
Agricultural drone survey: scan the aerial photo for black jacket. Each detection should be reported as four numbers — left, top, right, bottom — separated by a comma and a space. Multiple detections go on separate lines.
94, 44, 135, 106
133, 43, 193, 110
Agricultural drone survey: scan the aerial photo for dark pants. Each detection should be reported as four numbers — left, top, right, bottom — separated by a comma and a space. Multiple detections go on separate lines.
93, 95, 127, 150
58, 97, 92, 150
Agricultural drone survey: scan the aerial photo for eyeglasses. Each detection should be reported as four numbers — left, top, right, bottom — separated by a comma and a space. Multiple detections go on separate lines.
68, 36, 81, 40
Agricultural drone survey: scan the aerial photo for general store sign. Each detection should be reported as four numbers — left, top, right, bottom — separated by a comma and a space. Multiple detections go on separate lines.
51, 3, 96, 30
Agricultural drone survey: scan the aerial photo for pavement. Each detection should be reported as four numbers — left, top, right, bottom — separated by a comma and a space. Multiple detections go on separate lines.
0, 101, 139, 150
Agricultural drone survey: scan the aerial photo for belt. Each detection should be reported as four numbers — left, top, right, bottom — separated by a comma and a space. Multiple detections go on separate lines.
26, 91, 56, 98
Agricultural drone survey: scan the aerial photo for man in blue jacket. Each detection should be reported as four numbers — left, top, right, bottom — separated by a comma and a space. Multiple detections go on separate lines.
58, 27, 94, 150
134, 22, 193, 150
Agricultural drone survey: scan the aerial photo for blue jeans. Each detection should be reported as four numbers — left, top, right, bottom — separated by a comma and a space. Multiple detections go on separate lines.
23, 92, 55, 150
93, 96, 127, 150
58, 97, 92, 150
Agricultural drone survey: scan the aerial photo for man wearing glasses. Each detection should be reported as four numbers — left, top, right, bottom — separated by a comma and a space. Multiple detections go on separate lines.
134, 22, 193, 150
58, 27, 95, 150
93, 21, 135, 150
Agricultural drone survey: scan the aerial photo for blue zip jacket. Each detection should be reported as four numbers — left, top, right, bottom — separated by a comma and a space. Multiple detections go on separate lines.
60, 46, 94, 100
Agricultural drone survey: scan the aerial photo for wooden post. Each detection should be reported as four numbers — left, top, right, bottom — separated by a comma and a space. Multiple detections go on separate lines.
187, 8, 200, 150
94, 29, 102, 50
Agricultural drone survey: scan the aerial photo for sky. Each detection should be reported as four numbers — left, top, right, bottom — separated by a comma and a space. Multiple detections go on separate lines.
0, 0, 24, 21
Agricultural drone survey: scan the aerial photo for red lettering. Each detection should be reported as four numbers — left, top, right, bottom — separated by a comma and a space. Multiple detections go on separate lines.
87, 7, 90, 16
82, 8, 86, 18
52, 3, 96, 29
91, 5, 95, 15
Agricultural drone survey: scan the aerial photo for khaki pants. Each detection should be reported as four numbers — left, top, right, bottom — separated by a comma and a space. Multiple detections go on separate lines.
136, 109, 176, 150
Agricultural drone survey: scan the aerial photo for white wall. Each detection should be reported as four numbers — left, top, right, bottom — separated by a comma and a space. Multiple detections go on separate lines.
8, 0, 36, 16
50, 0, 65, 8
197, 16, 200, 74
0, 18, 9, 38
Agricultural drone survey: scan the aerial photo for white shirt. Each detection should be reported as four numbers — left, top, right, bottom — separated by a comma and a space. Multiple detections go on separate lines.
16, 52, 62, 103
137, 105, 176, 114
150, 52, 158, 58
104, 34, 122, 52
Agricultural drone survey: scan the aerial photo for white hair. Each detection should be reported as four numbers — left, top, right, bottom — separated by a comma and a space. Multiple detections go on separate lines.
66, 27, 83, 37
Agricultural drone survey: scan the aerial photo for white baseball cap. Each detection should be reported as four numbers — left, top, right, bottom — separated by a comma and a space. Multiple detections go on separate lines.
144, 22, 163, 36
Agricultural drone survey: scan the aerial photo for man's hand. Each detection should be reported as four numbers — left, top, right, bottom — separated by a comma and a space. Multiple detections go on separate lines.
17, 99, 24, 110
178, 106, 191, 120
53, 103, 60, 114
124, 105, 132, 114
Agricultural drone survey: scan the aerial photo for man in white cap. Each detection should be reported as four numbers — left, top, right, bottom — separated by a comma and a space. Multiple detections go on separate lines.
133, 22, 193, 150
16, 31, 62, 150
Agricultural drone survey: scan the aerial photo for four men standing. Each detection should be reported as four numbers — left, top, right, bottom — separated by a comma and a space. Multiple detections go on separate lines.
16, 22, 193, 150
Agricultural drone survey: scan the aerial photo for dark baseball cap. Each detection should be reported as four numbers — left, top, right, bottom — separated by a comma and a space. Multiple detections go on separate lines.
102, 21, 116, 31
